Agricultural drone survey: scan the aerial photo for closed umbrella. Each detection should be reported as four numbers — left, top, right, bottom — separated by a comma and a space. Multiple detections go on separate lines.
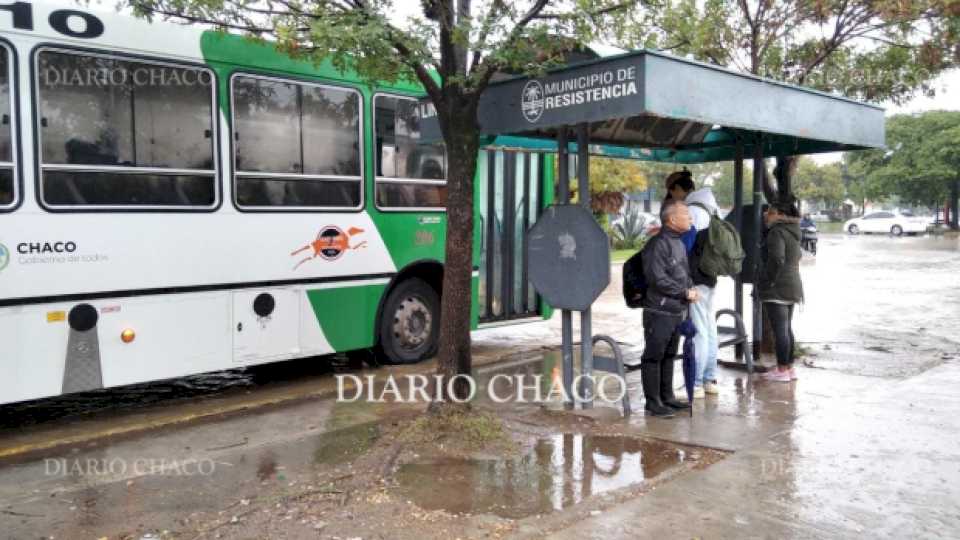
677, 318, 698, 417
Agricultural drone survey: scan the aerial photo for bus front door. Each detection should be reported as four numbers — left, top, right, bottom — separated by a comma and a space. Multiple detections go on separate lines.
478, 150, 544, 324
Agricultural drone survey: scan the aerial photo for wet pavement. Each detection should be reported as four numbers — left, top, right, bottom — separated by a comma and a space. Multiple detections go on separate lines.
1, 232, 959, 539
545, 360, 960, 540
476, 232, 960, 378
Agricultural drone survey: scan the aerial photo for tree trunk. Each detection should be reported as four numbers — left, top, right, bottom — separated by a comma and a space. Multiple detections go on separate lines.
951, 179, 960, 230
433, 103, 481, 407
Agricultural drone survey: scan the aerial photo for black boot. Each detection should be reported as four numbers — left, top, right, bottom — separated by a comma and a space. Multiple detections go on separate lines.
660, 359, 691, 410
660, 360, 690, 409
641, 363, 675, 418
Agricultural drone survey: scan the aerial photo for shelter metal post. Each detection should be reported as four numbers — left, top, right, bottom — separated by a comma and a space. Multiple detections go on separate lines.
558, 124, 574, 409
557, 128, 569, 204
776, 154, 791, 197
576, 123, 593, 408
561, 310, 574, 409
751, 136, 764, 367
576, 124, 590, 206
733, 141, 745, 361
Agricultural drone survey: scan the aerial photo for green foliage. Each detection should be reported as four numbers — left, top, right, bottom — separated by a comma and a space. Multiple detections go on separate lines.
619, 0, 960, 105
611, 204, 652, 249
581, 157, 649, 194
563, 157, 649, 213
131, 0, 641, 95
793, 157, 845, 209
844, 111, 960, 206
701, 161, 754, 209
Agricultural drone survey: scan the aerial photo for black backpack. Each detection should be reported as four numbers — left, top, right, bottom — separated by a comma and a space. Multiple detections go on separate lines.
622, 250, 647, 308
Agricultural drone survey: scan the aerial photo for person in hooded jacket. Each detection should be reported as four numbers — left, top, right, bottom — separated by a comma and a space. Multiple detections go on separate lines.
759, 200, 805, 382
685, 187, 721, 397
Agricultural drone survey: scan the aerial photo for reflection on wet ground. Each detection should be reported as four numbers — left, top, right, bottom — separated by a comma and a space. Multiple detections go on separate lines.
792, 234, 960, 347
395, 434, 686, 519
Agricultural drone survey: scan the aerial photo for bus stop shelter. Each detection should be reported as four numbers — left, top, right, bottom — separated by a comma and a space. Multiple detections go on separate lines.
459, 49, 883, 373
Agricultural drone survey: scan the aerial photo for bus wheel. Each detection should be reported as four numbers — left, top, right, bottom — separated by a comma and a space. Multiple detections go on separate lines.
378, 278, 440, 364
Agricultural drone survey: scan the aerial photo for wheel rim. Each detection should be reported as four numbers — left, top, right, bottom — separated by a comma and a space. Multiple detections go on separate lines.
850, 225, 858, 234
892, 226, 902, 235
392, 295, 432, 352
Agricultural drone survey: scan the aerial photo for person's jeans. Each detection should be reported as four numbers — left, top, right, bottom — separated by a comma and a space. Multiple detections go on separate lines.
764, 302, 796, 367
689, 285, 718, 386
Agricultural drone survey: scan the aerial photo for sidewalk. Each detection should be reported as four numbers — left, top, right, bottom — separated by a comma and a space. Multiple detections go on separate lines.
522, 358, 960, 539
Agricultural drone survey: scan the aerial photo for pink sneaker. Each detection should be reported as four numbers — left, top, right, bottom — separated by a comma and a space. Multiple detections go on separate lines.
762, 369, 792, 383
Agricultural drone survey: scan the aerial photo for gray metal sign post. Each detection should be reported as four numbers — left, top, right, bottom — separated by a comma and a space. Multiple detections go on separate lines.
527, 124, 616, 411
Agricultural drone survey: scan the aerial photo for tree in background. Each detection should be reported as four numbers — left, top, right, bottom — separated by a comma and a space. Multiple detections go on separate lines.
619, 0, 960, 200
570, 157, 649, 214
845, 111, 960, 209
793, 157, 845, 211
130, 0, 641, 404
693, 161, 754, 209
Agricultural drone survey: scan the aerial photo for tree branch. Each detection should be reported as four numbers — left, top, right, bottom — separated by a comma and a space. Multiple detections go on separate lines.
534, 1, 636, 20
128, 2, 278, 34
468, 0, 507, 74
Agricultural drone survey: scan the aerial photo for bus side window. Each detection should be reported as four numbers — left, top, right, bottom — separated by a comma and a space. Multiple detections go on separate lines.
0, 45, 14, 208
232, 75, 363, 210
373, 94, 447, 210
35, 49, 217, 209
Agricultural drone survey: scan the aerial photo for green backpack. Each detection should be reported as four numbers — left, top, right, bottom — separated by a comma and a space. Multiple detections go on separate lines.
690, 202, 745, 277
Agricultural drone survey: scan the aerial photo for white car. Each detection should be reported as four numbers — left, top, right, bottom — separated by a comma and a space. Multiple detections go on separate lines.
844, 211, 928, 236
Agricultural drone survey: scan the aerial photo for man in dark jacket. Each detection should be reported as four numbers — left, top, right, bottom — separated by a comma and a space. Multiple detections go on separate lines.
640, 199, 699, 417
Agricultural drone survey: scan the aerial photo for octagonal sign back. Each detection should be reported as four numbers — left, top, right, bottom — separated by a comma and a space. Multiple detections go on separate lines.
527, 204, 611, 311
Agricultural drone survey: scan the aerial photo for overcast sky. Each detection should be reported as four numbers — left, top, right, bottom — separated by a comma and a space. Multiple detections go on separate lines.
884, 69, 960, 115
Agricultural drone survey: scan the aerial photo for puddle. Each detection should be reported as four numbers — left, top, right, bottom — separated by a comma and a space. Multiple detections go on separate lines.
395, 433, 687, 518
314, 422, 381, 466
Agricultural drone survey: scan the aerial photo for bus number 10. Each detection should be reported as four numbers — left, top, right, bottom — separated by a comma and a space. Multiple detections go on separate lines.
0, 2, 105, 39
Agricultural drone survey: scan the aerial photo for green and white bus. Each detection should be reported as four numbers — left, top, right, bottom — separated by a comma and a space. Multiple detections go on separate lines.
0, 1, 552, 405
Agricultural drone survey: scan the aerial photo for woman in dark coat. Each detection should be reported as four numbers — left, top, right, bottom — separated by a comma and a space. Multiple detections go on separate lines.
759, 200, 804, 382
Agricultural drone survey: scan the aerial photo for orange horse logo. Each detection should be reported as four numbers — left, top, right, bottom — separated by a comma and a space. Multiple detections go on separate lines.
291, 226, 366, 269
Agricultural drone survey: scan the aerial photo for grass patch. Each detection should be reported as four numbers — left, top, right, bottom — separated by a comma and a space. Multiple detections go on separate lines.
399, 407, 512, 451
611, 249, 637, 263
817, 221, 845, 234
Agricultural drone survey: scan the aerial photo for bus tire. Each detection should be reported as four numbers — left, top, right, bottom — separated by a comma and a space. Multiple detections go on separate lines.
377, 278, 440, 364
